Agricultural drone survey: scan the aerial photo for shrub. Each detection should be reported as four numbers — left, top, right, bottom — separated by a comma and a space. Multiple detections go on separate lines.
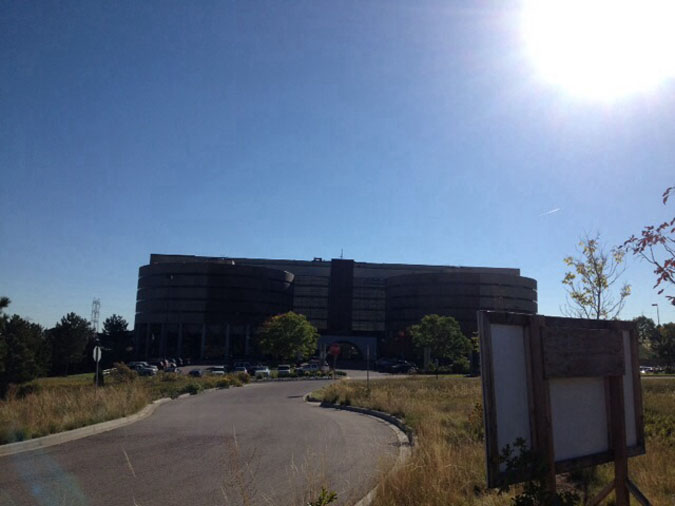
236, 372, 250, 384
216, 376, 243, 389
110, 362, 137, 383
498, 438, 579, 506
452, 356, 471, 374
9, 382, 42, 399
179, 382, 203, 396
158, 371, 179, 382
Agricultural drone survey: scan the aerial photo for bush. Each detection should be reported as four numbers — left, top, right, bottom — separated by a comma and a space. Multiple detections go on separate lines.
158, 371, 179, 382
110, 362, 137, 383
9, 382, 42, 399
236, 372, 250, 384
179, 382, 203, 396
216, 376, 243, 389
452, 356, 471, 374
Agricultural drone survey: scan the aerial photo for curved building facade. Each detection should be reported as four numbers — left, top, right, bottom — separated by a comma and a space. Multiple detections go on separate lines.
386, 272, 537, 336
133, 254, 537, 361
134, 259, 294, 360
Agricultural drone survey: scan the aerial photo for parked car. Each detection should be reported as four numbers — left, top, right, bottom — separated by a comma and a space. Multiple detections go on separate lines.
296, 362, 328, 374
374, 358, 395, 372
149, 359, 166, 370
247, 363, 264, 375
234, 362, 252, 374
128, 361, 158, 376
188, 369, 204, 377
277, 364, 292, 377
253, 366, 270, 378
233, 366, 249, 375
206, 366, 226, 375
388, 360, 417, 374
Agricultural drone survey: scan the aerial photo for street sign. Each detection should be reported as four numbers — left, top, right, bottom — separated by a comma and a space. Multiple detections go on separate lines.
93, 346, 102, 363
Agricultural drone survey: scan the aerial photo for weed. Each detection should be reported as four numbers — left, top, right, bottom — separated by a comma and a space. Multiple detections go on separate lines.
498, 438, 579, 506
222, 431, 259, 506
306, 487, 337, 506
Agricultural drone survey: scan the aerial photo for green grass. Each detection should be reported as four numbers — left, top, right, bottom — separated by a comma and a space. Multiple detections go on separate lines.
314, 377, 675, 506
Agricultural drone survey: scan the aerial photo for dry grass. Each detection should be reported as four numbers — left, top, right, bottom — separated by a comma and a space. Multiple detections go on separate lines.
0, 382, 151, 443
315, 376, 675, 506
632, 379, 675, 503
0, 371, 245, 444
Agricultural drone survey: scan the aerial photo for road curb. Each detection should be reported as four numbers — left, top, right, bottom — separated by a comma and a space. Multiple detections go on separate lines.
304, 394, 414, 506
0, 397, 171, 458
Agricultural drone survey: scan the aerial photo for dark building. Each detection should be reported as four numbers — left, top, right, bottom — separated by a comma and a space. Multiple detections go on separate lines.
134, 254, 537, 361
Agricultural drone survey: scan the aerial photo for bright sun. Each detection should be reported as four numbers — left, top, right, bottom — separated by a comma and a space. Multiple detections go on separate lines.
521, 0, 675, 101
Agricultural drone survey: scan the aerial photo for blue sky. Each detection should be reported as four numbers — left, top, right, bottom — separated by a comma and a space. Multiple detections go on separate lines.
1, 1, 674, 328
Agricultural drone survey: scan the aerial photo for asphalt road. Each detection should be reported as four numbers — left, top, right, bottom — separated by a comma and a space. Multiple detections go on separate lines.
0, 380, 398, 506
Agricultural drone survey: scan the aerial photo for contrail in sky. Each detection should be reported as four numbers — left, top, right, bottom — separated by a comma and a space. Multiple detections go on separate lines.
538, 208, 560, 216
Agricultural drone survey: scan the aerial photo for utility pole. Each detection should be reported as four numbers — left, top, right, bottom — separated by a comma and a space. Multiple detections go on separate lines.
90, 298, 101, 334
91, 298, 102, 388
652, 303, 661, 326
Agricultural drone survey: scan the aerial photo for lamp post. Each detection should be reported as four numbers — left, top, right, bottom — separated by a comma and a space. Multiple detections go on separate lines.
652, 303, 660, 327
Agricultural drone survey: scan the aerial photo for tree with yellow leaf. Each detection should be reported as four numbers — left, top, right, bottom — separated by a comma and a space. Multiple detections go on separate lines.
562, 233, 631, 320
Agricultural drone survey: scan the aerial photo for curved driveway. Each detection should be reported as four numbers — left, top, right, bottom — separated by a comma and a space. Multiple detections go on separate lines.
0, 381, 398, 506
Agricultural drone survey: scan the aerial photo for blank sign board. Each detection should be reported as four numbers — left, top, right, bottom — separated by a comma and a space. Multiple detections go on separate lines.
479, 312, 645, 488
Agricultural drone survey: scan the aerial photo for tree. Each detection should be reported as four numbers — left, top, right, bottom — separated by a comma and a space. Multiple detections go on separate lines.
633, 316, 660, 345
0, 315, 41, 396
562, 233, 631, 319
0, 296, 9, 313
102, 314, 132, 364
257, 312, 319, 362
0, 299, 48, 397
623, 186, 675, 305
653, 323, 675, 369
50, 313, 93, 376
409, 314, 472, 369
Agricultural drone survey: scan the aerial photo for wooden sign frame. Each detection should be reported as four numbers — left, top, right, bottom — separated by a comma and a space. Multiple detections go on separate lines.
479, 312, 645, 493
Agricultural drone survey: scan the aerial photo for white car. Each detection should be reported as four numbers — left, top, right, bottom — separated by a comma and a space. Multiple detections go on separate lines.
297, 362, 329, 374
253, 366, 271, 378
206, 366, 226, 376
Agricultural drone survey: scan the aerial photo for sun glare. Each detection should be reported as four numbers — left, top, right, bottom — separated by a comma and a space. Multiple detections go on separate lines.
521, 0, 675, 101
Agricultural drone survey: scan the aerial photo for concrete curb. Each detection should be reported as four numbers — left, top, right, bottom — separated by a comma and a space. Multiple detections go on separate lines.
0, 397, 172, 458
304, 394, 414, 506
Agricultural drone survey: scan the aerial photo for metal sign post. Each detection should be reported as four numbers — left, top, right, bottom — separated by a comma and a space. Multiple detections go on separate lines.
366, 345, 370, 392
329, 344, 340, 379
93, 345, 102, 389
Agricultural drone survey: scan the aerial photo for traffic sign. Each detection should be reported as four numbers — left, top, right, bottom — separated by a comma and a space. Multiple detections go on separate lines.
93, 346, 102, 362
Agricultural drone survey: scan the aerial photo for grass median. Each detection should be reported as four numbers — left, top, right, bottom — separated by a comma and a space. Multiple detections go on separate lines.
0, 368, 248, 445
312, 376, 675, 506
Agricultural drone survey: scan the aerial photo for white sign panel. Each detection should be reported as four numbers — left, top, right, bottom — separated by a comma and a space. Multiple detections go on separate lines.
479, 312, 644, 488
